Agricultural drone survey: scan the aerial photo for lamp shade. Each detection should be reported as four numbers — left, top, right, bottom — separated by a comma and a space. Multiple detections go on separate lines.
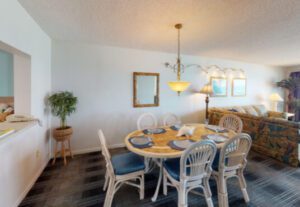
168, 81, 191, 95
269, 93, 283, 102
200, 84, 213, 95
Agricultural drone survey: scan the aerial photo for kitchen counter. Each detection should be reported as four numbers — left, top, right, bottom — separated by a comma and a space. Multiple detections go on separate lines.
0, 121, 38, 144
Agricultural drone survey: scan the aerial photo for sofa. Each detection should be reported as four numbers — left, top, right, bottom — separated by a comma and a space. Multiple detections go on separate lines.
208, 105, 300, 167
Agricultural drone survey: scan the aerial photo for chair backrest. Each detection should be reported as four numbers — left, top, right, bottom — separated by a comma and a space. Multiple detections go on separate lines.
137, 112, 157, 130
180, 140, 217, 181
219, 114, 243, 133
218, 133, 252, 172
98, 129, 114, 176
162, 113, 181, 126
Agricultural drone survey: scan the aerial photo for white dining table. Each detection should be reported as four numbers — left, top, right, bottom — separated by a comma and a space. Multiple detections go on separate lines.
124, 123, 236, 202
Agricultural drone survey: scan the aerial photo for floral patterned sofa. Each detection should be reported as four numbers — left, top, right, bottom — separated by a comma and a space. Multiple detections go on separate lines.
208, 105, 300, 167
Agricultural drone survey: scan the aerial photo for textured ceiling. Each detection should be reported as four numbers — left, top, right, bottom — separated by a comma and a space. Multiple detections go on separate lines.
19, 0, 300, 66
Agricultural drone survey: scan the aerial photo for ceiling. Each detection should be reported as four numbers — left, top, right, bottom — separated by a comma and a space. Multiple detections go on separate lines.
19, 0, 300, 66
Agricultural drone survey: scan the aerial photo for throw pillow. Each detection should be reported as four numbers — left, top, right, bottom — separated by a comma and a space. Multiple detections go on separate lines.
232, 106, 246, 113
253, 105, 268, 116
243, 106, 259, 116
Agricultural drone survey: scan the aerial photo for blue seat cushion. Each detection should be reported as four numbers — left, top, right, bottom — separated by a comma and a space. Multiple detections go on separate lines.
163, 158, 193, 181
212, 150, 220, 171
212, 150, 228, 171
111, 152, 145, 175
163, 158, 181, 181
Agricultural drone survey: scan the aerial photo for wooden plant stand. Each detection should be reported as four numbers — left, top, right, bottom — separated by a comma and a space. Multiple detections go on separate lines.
52, 136, 73, 165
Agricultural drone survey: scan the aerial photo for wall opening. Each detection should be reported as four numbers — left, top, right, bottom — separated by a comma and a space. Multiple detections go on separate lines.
0, 40, 31, 118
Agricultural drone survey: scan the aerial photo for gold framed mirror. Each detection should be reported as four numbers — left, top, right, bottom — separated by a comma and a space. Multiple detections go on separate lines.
133, 72, 159, 107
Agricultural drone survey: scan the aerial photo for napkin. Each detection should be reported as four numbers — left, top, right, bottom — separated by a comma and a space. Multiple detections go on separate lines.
177, 125, 195, 137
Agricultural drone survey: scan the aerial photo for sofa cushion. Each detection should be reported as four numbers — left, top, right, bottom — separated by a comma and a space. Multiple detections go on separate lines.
228, 108, 238, 112
267, 111, 286, 119
253, 105, 268, 116
243, 106, 259, 116
232, 106, 246, 113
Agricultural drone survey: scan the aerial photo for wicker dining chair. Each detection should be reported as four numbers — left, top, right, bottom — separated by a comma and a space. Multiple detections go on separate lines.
162, 113, 181, 126
98, 129, 145, 207
137, 112, 158, 130
219, 114, 243, 133
163, 140, 217, 207
212, 133, 252, 207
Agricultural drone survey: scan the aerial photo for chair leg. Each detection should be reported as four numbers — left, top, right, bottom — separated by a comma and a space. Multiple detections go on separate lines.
103, 170, 109, 191
238, 171, 249, 203
163, 170, 168, 196
178, 184, 188, 207
203, 177, 214, 207
139, 174, 145, 200
218, 176, 229, 207
52, 141, 58, 165
104, 178, 115, 207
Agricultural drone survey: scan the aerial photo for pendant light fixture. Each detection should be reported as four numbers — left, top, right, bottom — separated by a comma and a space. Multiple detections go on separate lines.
165, 23, 191, 96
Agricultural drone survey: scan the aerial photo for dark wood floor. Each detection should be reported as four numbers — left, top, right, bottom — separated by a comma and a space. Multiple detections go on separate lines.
19, 148, 300, 207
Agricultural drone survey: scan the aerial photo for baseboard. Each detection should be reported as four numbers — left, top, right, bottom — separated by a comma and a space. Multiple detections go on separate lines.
13, 158, 49, 207
72, 147, 101, 155
108, 143, 126, 149
69, 143, 126, 156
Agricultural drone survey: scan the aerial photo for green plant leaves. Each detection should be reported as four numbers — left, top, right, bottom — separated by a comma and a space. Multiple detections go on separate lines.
48, 91, 77, 128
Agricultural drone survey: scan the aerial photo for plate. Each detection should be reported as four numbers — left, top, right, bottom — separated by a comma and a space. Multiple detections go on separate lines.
169, 139, 195, 150
170, 124, 182, 131
206, 134, 227, 143
130, 136, 152, 145
205, 125, 227, 133
143, 128, 166, 134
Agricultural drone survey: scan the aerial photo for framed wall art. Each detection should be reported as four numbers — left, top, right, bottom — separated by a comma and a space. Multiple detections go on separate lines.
210, 77, 227, 97
232, 78, 246, 96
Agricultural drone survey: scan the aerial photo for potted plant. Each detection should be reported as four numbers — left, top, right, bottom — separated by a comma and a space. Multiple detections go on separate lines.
48, 91, 78, 141
277, 77, 300, 120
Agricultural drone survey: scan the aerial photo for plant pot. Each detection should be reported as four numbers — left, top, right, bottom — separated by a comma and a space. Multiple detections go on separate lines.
53, 126, 73, 141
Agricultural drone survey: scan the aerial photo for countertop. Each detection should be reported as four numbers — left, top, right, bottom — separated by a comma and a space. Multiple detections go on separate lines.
0, 121, 38, 144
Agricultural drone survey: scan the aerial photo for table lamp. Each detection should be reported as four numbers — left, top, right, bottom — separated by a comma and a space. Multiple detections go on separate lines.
269, 93, 283, 111
200, 83, 213, 122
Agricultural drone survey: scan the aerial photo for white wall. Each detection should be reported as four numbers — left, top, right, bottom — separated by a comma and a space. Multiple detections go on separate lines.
52, 40, 284, 153
0, 0, 51, 206
284, 65, 300, 77
13, 53, 31, 114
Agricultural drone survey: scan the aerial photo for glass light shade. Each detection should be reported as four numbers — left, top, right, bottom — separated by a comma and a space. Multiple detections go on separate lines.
269, 93, 283, 102
168, 81, 191, 95
200, 84, 213, 95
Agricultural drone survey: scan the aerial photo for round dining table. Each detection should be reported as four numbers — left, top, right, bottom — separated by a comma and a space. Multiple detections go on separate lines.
124, 123, 236, 202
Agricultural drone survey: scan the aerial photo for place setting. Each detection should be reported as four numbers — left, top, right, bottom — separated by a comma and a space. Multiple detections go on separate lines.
142, 127, 166, 135
128, 135, 154, 149
168, 125, 196, 151
205, 124, 229, 133
202, 134, 228, 143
